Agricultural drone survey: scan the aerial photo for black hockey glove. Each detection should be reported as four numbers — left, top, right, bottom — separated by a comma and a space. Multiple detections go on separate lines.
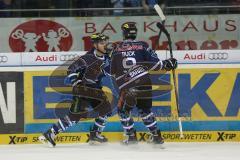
162, 58, 178, 71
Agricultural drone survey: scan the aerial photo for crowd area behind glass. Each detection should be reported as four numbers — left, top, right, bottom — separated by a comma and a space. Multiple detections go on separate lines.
0, 0, 240, 17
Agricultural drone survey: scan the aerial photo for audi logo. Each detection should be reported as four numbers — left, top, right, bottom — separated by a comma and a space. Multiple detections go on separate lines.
0, 56, 8, 63
60, 54, 79, 61
208, 52, 228, 60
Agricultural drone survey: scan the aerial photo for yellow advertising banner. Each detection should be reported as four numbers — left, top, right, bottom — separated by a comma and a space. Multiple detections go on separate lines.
0, 131, 239, 145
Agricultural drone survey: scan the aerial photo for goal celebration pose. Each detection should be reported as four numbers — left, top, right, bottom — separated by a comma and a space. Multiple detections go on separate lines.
39, 33, 113, 147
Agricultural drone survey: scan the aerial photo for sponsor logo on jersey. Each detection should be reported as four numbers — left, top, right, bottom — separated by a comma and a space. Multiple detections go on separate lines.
128, 66, 146, 78
116, 44, 143, 52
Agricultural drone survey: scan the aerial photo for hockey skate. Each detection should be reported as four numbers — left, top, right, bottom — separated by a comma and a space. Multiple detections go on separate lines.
147, 130, 164, 145
38, 129, 56, 147
122, 129, 138, 145
89, 130, 108, 145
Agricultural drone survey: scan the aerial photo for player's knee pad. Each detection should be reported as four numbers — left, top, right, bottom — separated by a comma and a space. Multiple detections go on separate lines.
138, 108, 151, 115
118, 108, 130, 119
136, 99, 152, 111
94, 101, 113, 117
69, 96, 86, 114
124, 90, 137, 107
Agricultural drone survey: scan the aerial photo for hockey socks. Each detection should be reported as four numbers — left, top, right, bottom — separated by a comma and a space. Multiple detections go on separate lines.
92, 115, 108, 132
118, 110, 135, 134
89, 116, 109, 144
141, 112, 157, 133
52, 115, 76, 134
39, 115, 77, 147
141, 112, 164, 144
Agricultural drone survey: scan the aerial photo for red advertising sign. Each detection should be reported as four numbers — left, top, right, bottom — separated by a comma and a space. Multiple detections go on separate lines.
9, 20, 73, 52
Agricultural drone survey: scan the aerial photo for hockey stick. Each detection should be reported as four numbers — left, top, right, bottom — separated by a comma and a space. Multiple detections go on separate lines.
153, 4, 166, 51
154, 4, 184, 138
153, 21, 165, 51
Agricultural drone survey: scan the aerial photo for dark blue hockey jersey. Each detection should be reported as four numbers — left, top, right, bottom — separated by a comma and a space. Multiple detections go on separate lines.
110, 40, 163, 89
67, 48, 110, 88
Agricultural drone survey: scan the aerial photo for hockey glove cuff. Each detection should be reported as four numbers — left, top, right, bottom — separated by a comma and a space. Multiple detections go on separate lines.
162, 58, 178, 71
64, 73, 80, 86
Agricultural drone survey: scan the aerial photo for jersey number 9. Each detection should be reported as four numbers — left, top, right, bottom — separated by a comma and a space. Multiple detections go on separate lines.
122, 57, 136, 69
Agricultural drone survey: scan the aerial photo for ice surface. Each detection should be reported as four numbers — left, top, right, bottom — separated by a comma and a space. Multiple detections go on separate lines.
0, 142, 239, 160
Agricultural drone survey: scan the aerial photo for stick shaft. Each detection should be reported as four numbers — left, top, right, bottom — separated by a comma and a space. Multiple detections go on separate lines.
154, 4, 183, 138
154, 21, 165, 51
166, 30, 183, 138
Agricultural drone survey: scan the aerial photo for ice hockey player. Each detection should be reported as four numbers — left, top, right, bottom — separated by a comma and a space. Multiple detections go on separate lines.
39, 33, 113, 147
110, 22, 177, 145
